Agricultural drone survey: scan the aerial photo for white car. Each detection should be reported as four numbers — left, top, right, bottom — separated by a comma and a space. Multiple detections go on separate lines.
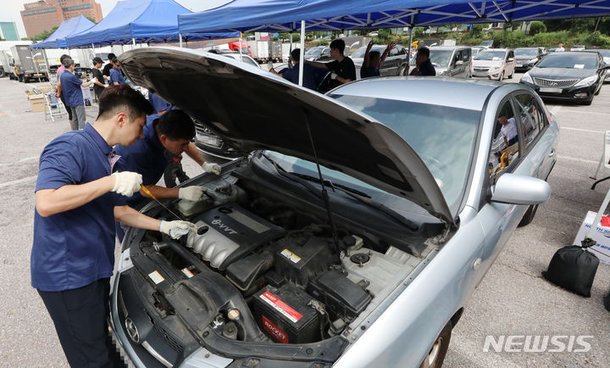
472, 48, 516, 81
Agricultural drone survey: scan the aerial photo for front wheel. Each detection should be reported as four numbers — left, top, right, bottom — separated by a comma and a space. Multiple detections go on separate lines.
518, 204, 539, 227
419, 321, 452, 368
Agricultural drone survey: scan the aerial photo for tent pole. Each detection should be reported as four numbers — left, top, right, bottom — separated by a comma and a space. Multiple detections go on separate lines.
179, 33, 183, 48
298, 20, 305, 87
238, 33, 243, 57
42, 49, 50, 77
132, 38, 136, 46
406, 26, 413, 75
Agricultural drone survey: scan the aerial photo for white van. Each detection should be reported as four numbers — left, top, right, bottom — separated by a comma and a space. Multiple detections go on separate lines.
472, 48, 516, 81
429, 46, 472, 78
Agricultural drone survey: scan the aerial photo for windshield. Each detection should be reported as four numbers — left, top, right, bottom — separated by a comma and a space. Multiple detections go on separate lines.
305, 47, 322, 57
515, 48, 538, 58
429, 50, 454, 68
475, 50, 506, 60
328, 95, 480, 212
536, 53, 598, 69
595, 49, 610, 57
350, 45, 386, 59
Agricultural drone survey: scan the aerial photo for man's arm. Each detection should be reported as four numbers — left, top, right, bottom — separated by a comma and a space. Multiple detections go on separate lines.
380, 42, 395, 66
36, 176, 114, 217
363, 41, 373, 68
185, 142, 205, 166
114, 205, 161, 231
140, 185, 179, 200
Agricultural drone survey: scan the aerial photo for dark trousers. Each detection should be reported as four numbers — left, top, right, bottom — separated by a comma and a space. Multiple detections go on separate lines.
38, 279, 125, 368
59, 93, 73, 121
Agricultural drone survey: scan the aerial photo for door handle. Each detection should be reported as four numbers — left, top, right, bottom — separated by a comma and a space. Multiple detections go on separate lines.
548, 149, 556, 158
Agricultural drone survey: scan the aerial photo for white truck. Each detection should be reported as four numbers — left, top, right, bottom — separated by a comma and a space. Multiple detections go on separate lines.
9, 45, 49, 82
247, 40, 282, 63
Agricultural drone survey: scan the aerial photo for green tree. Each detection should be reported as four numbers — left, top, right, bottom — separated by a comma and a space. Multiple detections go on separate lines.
529, 21, 546, 35
31, 26, 58, 42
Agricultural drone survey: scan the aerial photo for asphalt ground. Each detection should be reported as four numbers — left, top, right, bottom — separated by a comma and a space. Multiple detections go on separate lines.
0, 73, 608, 367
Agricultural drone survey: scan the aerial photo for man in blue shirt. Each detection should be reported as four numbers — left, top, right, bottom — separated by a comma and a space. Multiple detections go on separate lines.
271, 49, 327, 91
109, 58, 125, 85
32, 85, 196, 367
59, 57, 93, 130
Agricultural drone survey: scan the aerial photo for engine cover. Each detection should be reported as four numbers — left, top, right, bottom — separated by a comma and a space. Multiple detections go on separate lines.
186, 204, 284, 270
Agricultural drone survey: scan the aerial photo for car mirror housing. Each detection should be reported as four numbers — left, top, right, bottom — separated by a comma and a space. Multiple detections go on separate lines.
491, 173, 551, 205
455, 60, 464, 66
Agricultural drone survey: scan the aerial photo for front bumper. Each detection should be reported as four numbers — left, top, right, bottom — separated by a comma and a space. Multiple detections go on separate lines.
521, 81, 597, 103
472, 68, 502, 79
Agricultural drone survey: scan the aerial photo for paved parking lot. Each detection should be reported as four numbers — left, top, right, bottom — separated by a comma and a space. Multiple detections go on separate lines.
0, 73, 608, 367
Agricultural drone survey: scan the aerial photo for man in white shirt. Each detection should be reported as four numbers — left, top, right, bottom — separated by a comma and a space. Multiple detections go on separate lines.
498, 115, 518, 146
556, 43, 565, 52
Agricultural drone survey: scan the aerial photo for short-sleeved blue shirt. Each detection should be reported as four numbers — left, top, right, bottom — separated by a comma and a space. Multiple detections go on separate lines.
282, 63, 326, 91
59, 70, 83, 107
32, 123, 127, 292
113, 115, 167, 206
109, 67, 124, 84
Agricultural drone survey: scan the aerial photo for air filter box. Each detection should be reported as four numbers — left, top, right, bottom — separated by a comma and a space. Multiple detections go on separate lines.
251, 284, 321, 344
273, 235, 334, 286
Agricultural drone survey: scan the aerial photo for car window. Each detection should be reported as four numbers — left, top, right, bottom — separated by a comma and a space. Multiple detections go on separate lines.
489, 100, 519, 181
513, 93, 547, 149
537, 53, 598, 69
462, 48, 471, 61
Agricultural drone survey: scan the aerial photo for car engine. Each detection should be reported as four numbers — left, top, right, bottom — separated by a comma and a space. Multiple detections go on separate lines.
122, 173, 426, 349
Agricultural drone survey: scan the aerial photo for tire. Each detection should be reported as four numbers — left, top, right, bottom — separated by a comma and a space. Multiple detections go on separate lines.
518, 204, 539, 227
498, 71, 504, 81
594, 84, 601, 95
419, 321, 452, 368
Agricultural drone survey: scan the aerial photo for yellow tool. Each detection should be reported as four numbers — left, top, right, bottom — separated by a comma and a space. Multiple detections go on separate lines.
140, 185, 184, 221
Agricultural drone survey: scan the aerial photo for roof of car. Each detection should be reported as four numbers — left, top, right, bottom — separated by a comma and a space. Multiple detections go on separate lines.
429, 46, 470, 50
330, 77, 509, 111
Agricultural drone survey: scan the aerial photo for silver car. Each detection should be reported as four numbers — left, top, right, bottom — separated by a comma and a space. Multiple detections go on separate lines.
113, 47, 559, 368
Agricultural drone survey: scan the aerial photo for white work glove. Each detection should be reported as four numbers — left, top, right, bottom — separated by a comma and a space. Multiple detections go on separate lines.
178, 186, 206, 202
159, 220, 196, 239
331, 72, 338, 80
201, 162, 222, 175
111, 172, 142, 197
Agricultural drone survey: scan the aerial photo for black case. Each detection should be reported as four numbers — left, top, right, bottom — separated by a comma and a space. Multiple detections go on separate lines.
543, 245, 599, 297
307, 270, 371, 320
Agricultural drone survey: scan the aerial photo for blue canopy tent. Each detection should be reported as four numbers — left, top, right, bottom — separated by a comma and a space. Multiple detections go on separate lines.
31, 15, 95, 49
65, 0, 238, 48
179, 0, 610, 33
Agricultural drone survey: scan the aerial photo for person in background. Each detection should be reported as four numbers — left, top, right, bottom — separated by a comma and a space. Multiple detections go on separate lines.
556, 43, 565, 52
32, 85, 196, 368
91, 57, 106, 102
59, 58, 93, 130
271, 48, 327, 91
498, 114, 518, 146
102, 52, 116, 79
55, 54, 74, 127
326, 39, 357, 88
361, 41, 395, 79
410, 47, 436, 76
109, 58, 125, 85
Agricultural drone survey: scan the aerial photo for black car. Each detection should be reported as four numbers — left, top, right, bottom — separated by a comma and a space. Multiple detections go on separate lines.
520, 51, 609, 105
514, 47, 545, 72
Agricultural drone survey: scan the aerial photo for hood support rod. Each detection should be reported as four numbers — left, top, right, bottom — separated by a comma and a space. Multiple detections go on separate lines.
303, 112, 341, 254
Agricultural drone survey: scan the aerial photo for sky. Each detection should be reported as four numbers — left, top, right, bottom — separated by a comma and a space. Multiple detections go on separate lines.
1, 0, 229, 39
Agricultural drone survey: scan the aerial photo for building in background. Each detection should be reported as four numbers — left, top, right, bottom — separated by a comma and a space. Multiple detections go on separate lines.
20, 0, 102, 38
0, 22, 20, 41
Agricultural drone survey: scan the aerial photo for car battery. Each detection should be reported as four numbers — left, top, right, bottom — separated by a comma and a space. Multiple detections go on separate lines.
251, 284, 321, 344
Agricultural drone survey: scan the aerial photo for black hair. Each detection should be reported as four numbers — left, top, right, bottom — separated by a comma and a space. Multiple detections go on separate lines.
61, 58, 74, 68
92, 57, 103, 65
369, 50, 381, 59
330, 39, 345, 54
155, 110, 195, 140
97, 85, 153, 121
59, 54, 70, 63
107, 53, 116, 61
290, 48, 301, 61
417, 47, 430, 58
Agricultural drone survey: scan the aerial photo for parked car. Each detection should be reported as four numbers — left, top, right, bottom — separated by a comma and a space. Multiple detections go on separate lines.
304, 46, 331, 61
472, 48, 516, 80
216, 51, 261, 69
514, 47, 545, 72
570, 44, 586, 51
520, 51, 609, 105
591, 49, 610, 81
350, 44, 409, 78
428, 46, 472, 78
115, 47, 558, 368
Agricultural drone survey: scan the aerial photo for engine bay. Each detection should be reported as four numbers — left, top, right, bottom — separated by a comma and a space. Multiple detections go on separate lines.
121, 168, 438, 356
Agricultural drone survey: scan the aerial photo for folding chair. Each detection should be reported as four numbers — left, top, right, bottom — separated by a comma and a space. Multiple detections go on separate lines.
44, 92, 67, 122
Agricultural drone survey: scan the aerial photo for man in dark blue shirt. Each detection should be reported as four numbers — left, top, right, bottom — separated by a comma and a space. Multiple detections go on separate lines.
410, 47, 436, 76
272, 49, 327, 91
109, 59, 125, 85
59, 57, 93, 130
32, 85, 196, 367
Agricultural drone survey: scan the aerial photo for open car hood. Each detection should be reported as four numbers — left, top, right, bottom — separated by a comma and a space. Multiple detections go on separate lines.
119, 47, 453, 226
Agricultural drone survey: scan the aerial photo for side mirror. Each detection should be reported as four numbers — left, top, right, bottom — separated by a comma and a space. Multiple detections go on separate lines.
455, 60, 464, 66
491, 173, 551, 205
507, 57, 515, 62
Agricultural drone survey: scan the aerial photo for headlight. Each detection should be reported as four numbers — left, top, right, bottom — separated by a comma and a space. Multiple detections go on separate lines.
529, 58, 538, 64
573, 75, 598, 88
521, 73, 533, 84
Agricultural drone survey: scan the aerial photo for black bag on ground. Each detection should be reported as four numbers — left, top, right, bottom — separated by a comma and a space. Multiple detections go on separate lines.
542, 244, 599, 297
604, 287, 610, 312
